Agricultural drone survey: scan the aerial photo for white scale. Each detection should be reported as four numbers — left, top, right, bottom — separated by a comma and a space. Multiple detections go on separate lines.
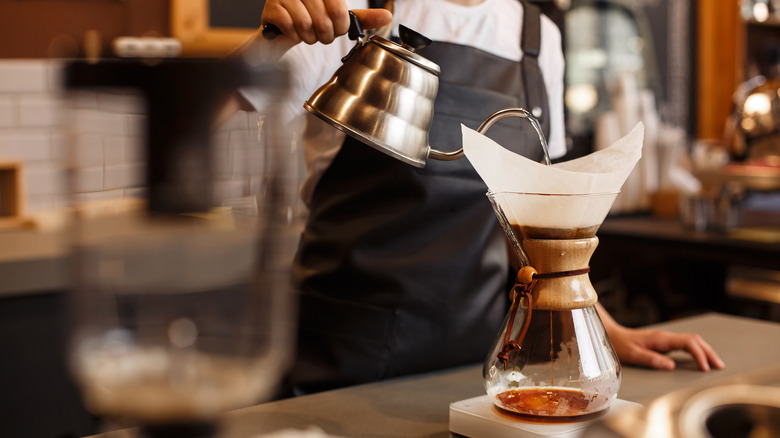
449, 395, 641, 438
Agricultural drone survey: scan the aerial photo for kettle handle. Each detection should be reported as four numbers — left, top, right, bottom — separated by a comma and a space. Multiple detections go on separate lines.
262, 11, 364, 41
428, 107, 552, 166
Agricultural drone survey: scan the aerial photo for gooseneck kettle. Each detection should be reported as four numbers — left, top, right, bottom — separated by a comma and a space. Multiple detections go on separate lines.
267, 12, 551, 167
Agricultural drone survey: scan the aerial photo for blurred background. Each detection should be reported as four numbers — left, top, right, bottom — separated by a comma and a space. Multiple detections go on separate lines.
0, 1, 778, 437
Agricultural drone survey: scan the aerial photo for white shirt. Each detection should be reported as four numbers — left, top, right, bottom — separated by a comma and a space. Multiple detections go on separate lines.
253, 0, 566, 203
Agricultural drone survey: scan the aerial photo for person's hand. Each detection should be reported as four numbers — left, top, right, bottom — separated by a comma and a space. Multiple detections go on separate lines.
261, 0, 393, 45
595, 303, 725, 371
608, 324, 726, 371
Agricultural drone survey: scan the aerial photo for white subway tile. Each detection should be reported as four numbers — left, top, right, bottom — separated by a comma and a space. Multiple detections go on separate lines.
0, 97, 16, 127
24, 162, 66, 197
72, 108, 127, 136
123, 187, 146, 199
126, 114, 146, 137
103, 164, 124, 190
73, 189, 124, 204
65, 91, 99, 110
73, 167, 103, 192
125, 163, 145, 188
0, 131, 52, 161
103, 135, 126, 166
73, 134, 103, 167
125, 136, 145, 164
104, 163, 143, 190
19, 95, 63, 128
97, 92, 145, 115
0, 60, 48, 93
50, 131, 67, 163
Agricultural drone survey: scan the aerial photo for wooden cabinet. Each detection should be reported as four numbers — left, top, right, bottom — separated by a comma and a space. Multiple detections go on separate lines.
697, 0, 780, 141
697, 0, 745, 141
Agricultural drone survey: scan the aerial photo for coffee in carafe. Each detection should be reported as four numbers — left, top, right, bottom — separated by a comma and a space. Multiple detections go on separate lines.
483, 192, 621, 417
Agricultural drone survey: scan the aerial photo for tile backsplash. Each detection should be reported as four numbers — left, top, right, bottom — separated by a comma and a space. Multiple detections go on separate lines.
0, 60, 67, 214
0, 59, 276, 218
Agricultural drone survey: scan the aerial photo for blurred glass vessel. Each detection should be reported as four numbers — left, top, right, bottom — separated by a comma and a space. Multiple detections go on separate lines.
484, 192, 621, 417
63, 58, 297, 436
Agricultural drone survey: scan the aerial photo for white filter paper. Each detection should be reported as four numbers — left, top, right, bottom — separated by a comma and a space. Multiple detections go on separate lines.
462, 122, 645, 229
462, 122, 644, 195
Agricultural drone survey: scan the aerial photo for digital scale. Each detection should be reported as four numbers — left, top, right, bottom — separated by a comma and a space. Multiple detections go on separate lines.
449, 395, 641, 438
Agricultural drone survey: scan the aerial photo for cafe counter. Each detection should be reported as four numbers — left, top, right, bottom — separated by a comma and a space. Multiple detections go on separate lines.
88, 313, 780, 438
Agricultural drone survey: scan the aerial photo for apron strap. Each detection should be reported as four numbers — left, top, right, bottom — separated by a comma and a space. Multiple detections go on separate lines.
519, 0, 549, 138
521, 1, 542, 59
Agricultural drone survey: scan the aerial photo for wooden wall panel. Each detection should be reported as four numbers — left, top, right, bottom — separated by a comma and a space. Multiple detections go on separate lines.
697, 0, 745, 140
0, 0, 169, 58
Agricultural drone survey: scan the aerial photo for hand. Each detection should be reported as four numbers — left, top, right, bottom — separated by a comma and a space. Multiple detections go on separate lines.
261, 0, 393, 45
607, 325, 726, 371
595, 303, 725, 371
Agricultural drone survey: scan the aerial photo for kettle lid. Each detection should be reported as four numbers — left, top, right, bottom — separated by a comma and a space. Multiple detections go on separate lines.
368, 34, 440, 76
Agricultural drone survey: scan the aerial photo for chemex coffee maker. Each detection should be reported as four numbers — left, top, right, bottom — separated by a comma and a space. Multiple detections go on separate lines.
484, 191, 622, 418
298, 14, 626, 422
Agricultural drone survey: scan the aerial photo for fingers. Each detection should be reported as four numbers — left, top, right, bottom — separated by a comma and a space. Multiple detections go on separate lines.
680, 334, 711, 371
628, 346, 676, 370
701, 338, 726, 369
611, 329, 675, 370
652, 332, 726, 371
262, 0, 323, 45
677, 333, 725, 371
637, 330, 726, 372
351, 8, 393, 30
261, 1, 393, 46
325, 0, 351, 37
611, 327, 726, 372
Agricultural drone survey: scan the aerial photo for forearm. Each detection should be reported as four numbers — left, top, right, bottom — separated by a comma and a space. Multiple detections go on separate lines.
595, 301, 621, 334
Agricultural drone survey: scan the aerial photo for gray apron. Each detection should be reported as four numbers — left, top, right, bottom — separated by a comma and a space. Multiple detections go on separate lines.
290, 1, 550, 394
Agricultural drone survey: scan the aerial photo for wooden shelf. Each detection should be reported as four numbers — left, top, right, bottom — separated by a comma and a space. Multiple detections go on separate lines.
0, 161, 24, 228
745, 17, 780, 27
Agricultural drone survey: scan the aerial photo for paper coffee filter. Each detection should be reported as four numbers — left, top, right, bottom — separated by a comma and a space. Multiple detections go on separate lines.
462, 121, 644, 229
491, 191, 619, 231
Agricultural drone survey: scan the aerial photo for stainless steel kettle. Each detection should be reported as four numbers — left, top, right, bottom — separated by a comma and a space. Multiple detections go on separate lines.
304, 12, 551, 167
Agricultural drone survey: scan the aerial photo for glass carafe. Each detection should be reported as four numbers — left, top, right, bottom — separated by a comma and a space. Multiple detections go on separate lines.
484, 192, 621, 417
64, 58, 299, 437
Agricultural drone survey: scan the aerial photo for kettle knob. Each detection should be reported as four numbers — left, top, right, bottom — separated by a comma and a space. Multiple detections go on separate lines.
347, 11, 365, 40
398, 25, 432, 51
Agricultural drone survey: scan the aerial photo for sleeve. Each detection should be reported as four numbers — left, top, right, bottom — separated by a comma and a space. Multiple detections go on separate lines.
538, 15, 567, 160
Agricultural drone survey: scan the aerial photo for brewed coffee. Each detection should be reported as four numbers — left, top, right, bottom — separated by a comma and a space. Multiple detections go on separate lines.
497, 388, 597, 417
510, 224, 600, 240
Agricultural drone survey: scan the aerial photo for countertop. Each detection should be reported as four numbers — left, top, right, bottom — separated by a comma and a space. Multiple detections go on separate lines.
86, 313, 780, 438
0, 227, 67, 296
4, 214, 778, 295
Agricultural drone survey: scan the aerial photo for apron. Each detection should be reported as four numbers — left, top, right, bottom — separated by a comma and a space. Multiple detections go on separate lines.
289, 1, 550, 394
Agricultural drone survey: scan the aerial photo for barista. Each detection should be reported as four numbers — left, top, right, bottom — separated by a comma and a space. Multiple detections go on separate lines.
245, 0, 724, 395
